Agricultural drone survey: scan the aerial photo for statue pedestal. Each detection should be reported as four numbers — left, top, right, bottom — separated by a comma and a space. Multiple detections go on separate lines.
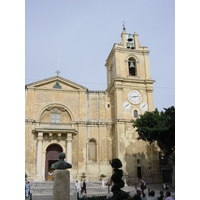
53, 170, 70, 200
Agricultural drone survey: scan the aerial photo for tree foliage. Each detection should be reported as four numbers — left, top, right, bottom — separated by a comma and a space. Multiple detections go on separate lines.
131, 106, 175, 162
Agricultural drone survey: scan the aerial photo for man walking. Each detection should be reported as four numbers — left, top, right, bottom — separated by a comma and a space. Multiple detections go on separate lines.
140, 178, 146, 198
81, 180, 87, 194
75, 180, 78, 196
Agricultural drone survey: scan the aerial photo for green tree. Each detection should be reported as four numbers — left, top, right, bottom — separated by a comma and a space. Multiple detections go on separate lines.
131, 106, 175, 163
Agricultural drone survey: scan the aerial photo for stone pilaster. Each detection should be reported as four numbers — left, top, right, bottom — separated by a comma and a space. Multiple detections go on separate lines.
66, 133, 73, 182
66, 133, 72, 164
34, 132, 43, 181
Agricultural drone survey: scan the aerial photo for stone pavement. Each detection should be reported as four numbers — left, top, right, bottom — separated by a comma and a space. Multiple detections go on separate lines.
26, 182, 175, 200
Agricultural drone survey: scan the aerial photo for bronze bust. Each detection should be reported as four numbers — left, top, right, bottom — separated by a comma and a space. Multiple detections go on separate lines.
51, 152, 72, 169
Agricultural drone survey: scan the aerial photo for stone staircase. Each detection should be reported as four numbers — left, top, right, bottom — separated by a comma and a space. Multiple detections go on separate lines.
30, 181, 109, 196
30, 182, 175, 198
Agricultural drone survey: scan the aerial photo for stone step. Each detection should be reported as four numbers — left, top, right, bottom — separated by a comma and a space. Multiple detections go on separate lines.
31, 181, 105, 188
30, 181, 109, 196
31, 181, 104, 188
31, 182, 53, 187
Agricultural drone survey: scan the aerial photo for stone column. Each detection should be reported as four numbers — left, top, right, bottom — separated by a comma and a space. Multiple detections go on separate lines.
66, 133, 72, 164
66, 133, 73, 181
133, 32, 140, 49
120, 29, 127, 48
34, 132, 43, 181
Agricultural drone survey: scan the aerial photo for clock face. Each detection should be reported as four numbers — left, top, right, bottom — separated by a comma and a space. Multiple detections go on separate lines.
123, 101, 131, 111
128, 90, 142, 104
140, 102, 148, 111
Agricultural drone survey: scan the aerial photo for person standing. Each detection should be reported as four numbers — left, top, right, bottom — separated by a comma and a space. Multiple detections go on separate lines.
133, 189, 144, 200
75, 180, 78, 196
28, 180, 31, 197
25, 180, 30, 198
147, 190, 157, 200
81, 180, 87, 194
157, 190, 164, 200
164, 191, 174, 200
140, 179, 146, 198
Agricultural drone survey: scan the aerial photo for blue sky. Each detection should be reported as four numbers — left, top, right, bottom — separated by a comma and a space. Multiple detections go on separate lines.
2, 0, 200, 195
25, 0, 175, 111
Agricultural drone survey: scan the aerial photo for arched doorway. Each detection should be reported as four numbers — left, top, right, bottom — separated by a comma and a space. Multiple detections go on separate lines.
45, 144, 63, 181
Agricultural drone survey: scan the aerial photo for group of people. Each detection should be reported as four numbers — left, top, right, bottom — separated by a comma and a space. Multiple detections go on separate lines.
134, 179, 174, 200
74, 178, 173, 200
74, 179, 87, 196
26, 177, 173, 199
134, 188, 173, 200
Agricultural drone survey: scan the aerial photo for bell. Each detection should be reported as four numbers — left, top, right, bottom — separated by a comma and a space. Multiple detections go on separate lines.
129, 61, 135, 68
130, 43, 135, 49
127, 42, 130, 48
127, 34, 133, 42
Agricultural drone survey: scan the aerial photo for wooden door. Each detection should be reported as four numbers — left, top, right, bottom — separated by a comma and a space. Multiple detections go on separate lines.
45, 144, 63, 181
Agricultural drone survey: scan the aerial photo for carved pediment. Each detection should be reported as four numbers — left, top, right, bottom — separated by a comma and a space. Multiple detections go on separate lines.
25, 76, 88, 91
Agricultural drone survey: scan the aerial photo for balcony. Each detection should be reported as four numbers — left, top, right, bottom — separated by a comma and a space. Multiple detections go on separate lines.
33, 122, 77, 134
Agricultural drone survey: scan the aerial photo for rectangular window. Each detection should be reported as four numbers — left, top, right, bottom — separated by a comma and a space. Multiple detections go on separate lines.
51, 113, 60, 123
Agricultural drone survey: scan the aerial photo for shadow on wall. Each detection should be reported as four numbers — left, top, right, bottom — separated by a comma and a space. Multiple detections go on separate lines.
125, 142, 162, 184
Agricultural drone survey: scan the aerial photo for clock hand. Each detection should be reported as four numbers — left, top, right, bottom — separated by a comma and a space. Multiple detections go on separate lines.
142, 105, 145, 108
125, 104, 129, 107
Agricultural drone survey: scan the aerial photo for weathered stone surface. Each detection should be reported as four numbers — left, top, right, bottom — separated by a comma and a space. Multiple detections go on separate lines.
25, 29, 162, 183
53, 170, 70, 200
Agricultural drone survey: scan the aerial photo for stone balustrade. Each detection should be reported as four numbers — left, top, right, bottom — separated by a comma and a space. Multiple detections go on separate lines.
36, 122, 74, 129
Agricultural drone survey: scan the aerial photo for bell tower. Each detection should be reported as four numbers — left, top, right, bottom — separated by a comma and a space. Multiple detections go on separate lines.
105, 28, 154, 95
105, 27, 156, 171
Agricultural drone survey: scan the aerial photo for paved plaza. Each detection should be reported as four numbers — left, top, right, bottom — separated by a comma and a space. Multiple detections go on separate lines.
25, 183, 175, 200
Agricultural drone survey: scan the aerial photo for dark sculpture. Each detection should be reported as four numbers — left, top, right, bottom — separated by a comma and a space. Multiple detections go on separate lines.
53, 81, 62, 89
110, 158, 129, 200
51, 152, 72, 169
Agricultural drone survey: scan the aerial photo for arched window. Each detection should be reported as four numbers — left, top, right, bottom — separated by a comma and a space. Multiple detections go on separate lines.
128, 58, 136, 76
134, 110, 138, 118
40, 106, 72, 124
88, 139, 97, 162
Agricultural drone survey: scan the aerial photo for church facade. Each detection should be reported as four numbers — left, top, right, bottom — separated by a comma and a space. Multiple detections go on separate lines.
25, 28, 162, 183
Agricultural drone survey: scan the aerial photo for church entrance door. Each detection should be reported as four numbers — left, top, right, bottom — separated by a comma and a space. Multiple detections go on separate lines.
45, 144, 63, 181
